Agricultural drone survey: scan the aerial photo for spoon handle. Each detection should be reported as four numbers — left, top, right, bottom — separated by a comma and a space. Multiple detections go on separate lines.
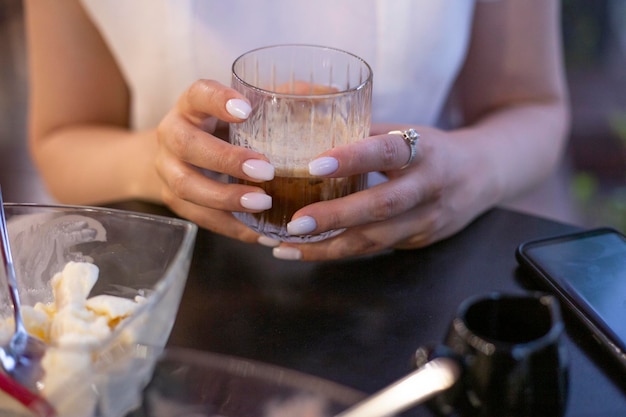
0, 187, 15, 272
335, 357, 460, 417
0, 188, 27, 335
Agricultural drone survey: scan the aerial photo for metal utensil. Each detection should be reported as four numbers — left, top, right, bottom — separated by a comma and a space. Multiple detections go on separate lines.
334, 357, 460, 417
0, 188, 47, 392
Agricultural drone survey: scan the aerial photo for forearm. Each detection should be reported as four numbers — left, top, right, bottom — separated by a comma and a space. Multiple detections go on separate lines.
455, 97, 570, 206
448, 0, 569, 207
31, 126, 162, 205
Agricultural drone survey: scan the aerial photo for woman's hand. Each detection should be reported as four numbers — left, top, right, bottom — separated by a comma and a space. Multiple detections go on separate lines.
269, 123, 500, 261
155, 79, 275, 243
265, 0, 569, 261
155, 82, 497, 261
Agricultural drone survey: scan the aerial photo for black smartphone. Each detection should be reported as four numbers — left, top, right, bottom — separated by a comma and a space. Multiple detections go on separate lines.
516, 227, 626, 370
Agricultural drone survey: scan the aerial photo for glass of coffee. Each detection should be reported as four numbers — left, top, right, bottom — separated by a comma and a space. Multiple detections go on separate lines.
229, 44, 373, 242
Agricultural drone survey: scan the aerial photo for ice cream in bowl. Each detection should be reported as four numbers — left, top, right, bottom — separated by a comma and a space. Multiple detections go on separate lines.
0, 203, 197, 417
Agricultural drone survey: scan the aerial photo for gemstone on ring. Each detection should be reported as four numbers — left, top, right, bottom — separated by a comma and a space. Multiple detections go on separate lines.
388, 129, 420, 169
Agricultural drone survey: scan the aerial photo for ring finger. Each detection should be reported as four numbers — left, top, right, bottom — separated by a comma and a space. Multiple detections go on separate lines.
310, 130, 424, 176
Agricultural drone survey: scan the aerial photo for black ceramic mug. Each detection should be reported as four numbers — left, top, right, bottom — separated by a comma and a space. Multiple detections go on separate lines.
414, 292, 569, 417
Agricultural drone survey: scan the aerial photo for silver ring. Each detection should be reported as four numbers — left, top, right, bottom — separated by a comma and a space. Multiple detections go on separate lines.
388, 129, 420, 169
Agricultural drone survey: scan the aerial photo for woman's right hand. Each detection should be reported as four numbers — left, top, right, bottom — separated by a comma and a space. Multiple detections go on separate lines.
155, 79, 275, 243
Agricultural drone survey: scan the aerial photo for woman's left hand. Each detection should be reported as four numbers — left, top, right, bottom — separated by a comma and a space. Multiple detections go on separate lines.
269, 123, 499, 261
266, 0, 571, 261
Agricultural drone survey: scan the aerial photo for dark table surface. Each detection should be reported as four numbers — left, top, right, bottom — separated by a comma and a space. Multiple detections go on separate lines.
106, 202, 626, 417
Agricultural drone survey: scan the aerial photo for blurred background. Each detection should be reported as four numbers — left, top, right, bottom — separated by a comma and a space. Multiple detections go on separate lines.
0, 0, 52, 203
562, 0, 626, 232
1, 0, 625, 231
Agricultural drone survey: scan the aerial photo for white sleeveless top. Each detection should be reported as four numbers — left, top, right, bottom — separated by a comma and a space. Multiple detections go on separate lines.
80, 0, 476, 130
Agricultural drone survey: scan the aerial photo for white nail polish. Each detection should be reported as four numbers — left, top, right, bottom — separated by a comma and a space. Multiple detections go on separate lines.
272, 246, 303, 260
226, 99, 252, 119
287, 216, 317, 235
242, 159, 275, 181
240, 192, 272, 210
257, 235, 280, 247
309, 157, 339, 176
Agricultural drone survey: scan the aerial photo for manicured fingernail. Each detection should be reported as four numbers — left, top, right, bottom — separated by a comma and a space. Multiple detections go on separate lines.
226, 98, 252, 119
240, 192, 272, 210
287, 216, 317, 235
243, 159, 275, 181
309, 157, 339, 176
258, 235, 280, 247
273, 246, 303, 260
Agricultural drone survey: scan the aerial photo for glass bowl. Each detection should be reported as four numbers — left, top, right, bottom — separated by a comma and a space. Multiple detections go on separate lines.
129, 347, 366, 417
0, 203, 197, 417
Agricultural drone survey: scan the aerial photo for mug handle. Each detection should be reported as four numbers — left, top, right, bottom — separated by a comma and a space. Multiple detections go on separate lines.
335, 350, 461, 417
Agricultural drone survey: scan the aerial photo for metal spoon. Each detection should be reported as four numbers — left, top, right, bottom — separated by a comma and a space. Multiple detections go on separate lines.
334, 357, 461, 417
0, 188, 46, 392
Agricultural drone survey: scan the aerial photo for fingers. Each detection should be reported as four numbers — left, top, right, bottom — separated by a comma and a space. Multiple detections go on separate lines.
180, 79, 252, 124
156, 79, 278, 230
281, 194, 476, 262
157, 79, 274, 182
157, 113, 273, 182
273, 205, 442, 261
163, 191, 261, 244
309, 130, 425, 176
158, 82, 437, 260
290, 128, 435, 237
289, 171, 439, 237
266, 127, 443, 260
265, 173, 438, 261
155, 122, 273, 214
157, 157, 266, 211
